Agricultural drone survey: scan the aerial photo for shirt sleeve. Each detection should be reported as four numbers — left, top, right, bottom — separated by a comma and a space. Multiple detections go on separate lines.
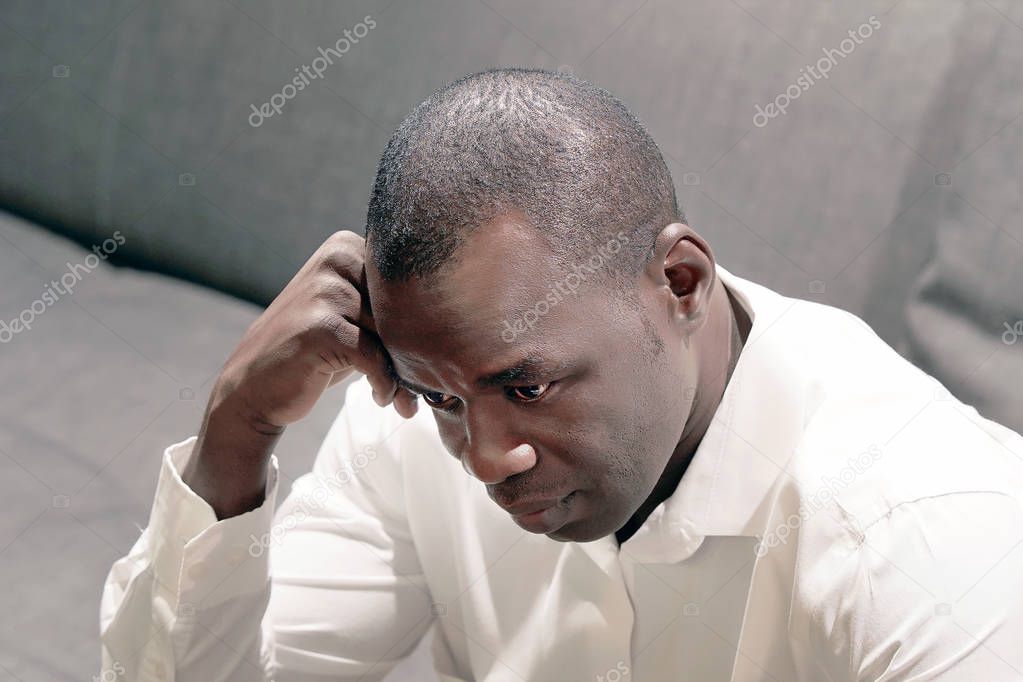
100, 378, 435, 681
809, 491, 1023, 681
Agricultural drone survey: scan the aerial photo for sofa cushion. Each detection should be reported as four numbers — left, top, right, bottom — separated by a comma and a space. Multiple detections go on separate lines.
0, 210, 396, 679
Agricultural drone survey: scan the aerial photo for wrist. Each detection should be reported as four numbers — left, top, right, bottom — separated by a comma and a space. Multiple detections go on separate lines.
184, 391, 283, 519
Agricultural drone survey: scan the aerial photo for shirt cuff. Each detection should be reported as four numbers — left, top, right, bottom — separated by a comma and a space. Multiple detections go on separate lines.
147, 436, 280, 608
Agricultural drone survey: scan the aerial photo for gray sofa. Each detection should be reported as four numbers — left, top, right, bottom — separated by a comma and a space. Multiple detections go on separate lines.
1, 2, 1021, 680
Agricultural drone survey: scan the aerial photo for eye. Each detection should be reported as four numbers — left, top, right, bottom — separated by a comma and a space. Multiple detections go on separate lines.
505, 383, 551, 403
422, 391, 458, 411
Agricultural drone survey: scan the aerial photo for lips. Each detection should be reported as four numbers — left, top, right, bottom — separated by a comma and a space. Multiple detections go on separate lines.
490, 490, 578, 534
496, 496, 564, 517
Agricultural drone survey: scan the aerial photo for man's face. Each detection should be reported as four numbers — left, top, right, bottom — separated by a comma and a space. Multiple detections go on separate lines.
367, 213, 696, 542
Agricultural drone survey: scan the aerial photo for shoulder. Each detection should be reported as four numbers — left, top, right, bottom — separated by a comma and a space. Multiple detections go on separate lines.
780, 394, 1023, 679
783, 374, 1023, 592
790, 390, 1023, 535
766, 287, 1023, 535
789, 486, 1023, 680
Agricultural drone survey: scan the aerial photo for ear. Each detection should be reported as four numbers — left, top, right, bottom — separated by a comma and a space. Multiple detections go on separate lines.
644, 223, 717, 329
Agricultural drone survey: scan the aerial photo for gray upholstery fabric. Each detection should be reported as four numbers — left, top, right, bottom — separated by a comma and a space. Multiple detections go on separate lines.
0, 210, 429, 680
1, 1, 1021, 680
898, 6, 1023, 431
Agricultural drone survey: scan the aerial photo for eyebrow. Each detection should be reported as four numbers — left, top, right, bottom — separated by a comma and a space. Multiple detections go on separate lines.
390, 355, 565, 395
388, 363, 428, 394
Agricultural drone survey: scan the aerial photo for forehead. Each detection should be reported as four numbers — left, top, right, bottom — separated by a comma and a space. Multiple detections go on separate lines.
367, 212, 607, 378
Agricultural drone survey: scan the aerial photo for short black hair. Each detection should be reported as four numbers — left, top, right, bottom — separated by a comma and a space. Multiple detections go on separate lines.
365, 67, 683, 292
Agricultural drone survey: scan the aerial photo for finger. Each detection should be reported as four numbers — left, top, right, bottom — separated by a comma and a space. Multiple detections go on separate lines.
320, 231, 378, 335
355, 327, 399, 407
392, 387, 419, 419
321, 312, 396, 406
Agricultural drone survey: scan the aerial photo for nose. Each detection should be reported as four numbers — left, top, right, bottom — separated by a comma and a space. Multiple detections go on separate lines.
461, 442, 537, 484
458, 410, 536, 484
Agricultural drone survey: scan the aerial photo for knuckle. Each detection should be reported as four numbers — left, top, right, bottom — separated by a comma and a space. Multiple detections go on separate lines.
314, 306, 348, 339
298, 301, 341, 342
309, 274, 360, 314
330, 229, 361, 244
322, 241, 362, 275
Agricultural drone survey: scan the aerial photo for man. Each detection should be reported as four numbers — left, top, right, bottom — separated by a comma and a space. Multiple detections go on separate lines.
100, 68, 1023, 681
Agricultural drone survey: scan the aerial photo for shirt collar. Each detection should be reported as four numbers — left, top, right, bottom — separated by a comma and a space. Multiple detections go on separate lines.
618, 265, 812, 563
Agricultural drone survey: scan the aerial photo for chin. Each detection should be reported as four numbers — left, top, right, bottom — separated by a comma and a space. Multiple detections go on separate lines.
547, 508, 625, 543
545, 523, 588, 542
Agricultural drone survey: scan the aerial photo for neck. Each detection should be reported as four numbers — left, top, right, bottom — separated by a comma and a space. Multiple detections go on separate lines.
615, 278, 748, 545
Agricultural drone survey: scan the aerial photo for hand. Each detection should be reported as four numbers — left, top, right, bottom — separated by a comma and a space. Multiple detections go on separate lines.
184, 230, 417, 518
213, 229, 417, 428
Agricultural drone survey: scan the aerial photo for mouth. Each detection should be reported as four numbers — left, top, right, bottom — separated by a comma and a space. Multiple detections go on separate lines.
499, 491, 578, 534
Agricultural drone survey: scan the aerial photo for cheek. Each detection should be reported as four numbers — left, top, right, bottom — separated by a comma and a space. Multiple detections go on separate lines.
594, 390, 684, 496
560, 411, 644, 494
433, 415, 466, 462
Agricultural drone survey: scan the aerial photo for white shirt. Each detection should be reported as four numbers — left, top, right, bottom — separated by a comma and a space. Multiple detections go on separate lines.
100, 266, 1023, 681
